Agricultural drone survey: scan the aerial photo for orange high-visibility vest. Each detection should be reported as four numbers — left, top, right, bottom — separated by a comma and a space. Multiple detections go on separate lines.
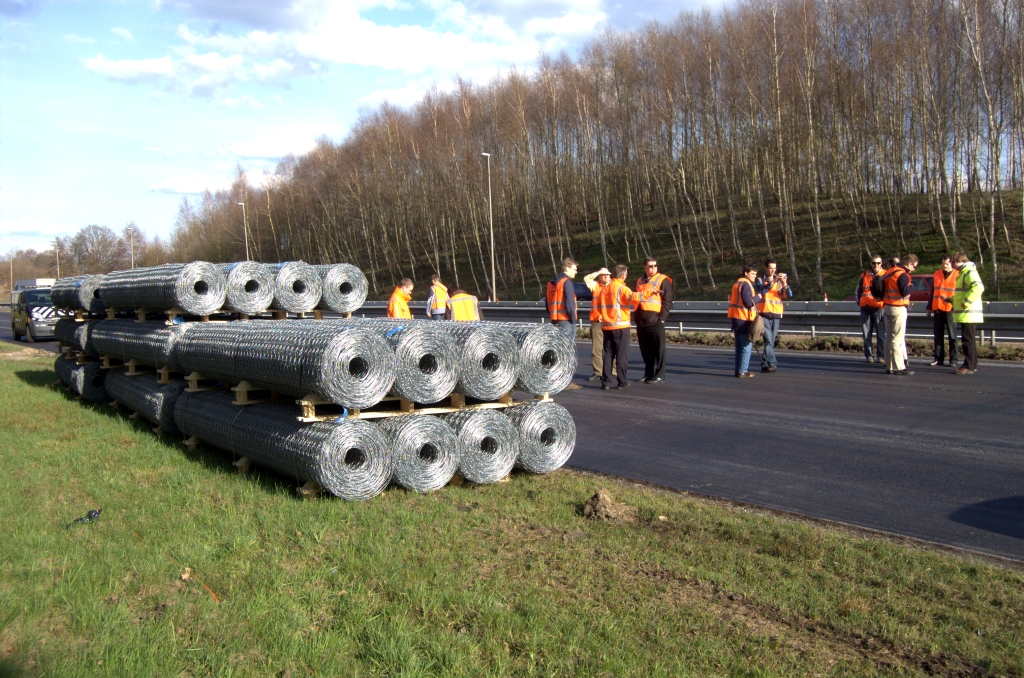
859, 270, 884, 309
756, 278, 785, 315
589, 282, 605, 322
636, 273, 671, 313
448, 292, 480, 321
429, 283, 449, 313
727, 278, 757, 321
931, 269, 958, 313
882, 267, 910, 307
594, 279, 634, 331
388, 287, 412, 319
546, 276, 571, 321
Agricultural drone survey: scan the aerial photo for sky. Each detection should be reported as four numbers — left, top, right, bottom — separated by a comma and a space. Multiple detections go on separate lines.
1, 0, 725, 254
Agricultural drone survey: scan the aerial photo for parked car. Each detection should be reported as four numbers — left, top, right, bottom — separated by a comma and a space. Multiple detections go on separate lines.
844, 273, 934, 303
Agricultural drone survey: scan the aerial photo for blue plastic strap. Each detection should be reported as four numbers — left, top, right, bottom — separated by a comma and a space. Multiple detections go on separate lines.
384, 326, 404, 338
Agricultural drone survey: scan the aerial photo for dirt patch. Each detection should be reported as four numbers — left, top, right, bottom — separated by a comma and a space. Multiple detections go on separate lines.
582, 488, 635, 523
0, 346, 56, 361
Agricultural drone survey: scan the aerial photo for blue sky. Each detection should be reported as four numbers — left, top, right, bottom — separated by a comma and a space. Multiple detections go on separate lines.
1, 0, 724, 254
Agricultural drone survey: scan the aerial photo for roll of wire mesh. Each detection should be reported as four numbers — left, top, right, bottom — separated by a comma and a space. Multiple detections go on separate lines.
173, 390, 393, 501
105, 370, 187, 435
54, 355, 78, 391
54, 318, 101, 357
91, 320, 192, 373
507, 323, 577, 395
98, 262, 227, 315
376, 414, 459, 493
325, 319, 458, 403
505, 400, 576, 473
54, 355, 108, 403
51, 275, 106, 315
175, 320, 396, 409
314, 264, 368, 314
267, 262, 323, 313
217, 262, 275, 314
439, 408, 519, 484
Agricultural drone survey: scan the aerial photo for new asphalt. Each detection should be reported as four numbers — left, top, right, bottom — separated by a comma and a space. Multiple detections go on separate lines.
4, 311, 1021, 560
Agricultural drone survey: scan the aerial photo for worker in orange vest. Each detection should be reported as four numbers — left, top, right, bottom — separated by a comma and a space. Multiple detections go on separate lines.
855, 255, 886, 364
387, 278, 413, 319
927, 255, 959, 367
881, 253, 919, 375
593, 264, 655, 390
754, 257, 792, 373
583, 267, 613, 380
425, 274, 449, 320
634, 257, 673, 383
445, 287, 482, 321
546, 257, 579, 341
728, 264, 762, 378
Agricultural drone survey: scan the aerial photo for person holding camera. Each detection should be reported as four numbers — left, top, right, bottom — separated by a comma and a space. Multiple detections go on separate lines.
755, 258, 792, 373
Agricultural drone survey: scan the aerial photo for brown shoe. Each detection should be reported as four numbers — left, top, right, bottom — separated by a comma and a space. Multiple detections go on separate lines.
954, 367, 971, 375
563, 383, 583, 390
735, 372, 755, 379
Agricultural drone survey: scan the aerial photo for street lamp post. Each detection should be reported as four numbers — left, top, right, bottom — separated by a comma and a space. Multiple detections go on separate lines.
54, 239, 60, 278
237, 202, 250, 261
481, 152, 496, 302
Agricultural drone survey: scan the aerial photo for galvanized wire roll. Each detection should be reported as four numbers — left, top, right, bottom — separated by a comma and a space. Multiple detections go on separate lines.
439, 408, 519, 484
267, 262, 322, 313
91, 320, 192, 373
173, 391, 392, 501
325, 319, 459, 403
51, 275, 106, 314
507, 323, 577, 395
175, 320, 395, 408
54, 318, 100, 357
216, 262, 275, 314
105, 370, 187, 435
314, 264, 368, 314
505, 400, 576, 473
54, 355, 79, 392
98, 262, 227, 315
55, 358, 108, 403
376, 415, 459, 493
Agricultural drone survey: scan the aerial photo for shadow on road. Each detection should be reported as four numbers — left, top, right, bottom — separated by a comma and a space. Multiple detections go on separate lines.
949, 496, 1024, 540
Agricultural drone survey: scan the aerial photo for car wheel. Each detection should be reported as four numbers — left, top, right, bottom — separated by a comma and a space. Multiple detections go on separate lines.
25, 325, 35, 343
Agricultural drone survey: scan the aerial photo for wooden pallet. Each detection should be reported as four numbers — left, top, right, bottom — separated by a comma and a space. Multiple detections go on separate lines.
184, 372, 223, 392
156, 366, 183, 384
100, 355, 124, 370
122, 359, 154, 376
230, 381, 280, 405
295, 391, 519, 423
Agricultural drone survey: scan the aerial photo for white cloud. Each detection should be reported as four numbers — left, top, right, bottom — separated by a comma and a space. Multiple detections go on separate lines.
64, 34, 96, 44
228, 130, 319, 159
525, 11, 604, 36
0, 217, 78, 253
85, 54, 174, 81
111, 27, 136, 42
360, 76, 450, 107
148, 176, 230, 195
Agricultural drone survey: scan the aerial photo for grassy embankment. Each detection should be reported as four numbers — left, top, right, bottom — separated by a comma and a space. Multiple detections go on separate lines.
1, 347, 1022, 676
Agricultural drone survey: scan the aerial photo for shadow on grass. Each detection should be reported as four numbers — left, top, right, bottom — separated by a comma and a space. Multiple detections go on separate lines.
14, 368, 303, 500
949, 496, 1024, 540
0, 658, 25, 678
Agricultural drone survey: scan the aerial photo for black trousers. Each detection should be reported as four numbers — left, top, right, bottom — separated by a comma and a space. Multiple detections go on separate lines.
960, 323, 979, 371
636, 321, 666, 380
932, 310, 959, 365
602, 328, 630, 387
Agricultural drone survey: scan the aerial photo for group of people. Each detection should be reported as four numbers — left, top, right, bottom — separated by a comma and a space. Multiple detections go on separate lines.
854, 251, 985, 376
388, 249, 987, 384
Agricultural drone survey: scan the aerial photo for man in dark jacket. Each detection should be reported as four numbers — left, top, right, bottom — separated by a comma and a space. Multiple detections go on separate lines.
634, 257, 674, 383
546, 257, 578, 340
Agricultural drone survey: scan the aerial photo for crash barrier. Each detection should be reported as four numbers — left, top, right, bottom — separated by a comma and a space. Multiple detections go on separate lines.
47, 263, 577, 501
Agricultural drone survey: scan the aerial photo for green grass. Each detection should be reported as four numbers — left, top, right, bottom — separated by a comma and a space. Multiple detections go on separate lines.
2, 350, 1023, 676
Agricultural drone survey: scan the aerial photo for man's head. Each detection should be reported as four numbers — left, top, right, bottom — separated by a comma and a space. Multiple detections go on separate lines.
563, 258, 578, 279
643, 257, 658, 277
594, 267, 611, 285
940, 255, 953, 273
903, 253, 919, 273
870, 255, 883, 273
614, 264, 628, 280
742, 264, 758, 282
400, 278, 414, 292
431, 274, 440, 284
449, 287, 463, 296
953, 251, 969, 270
888, 256, 900, 268
764, 257, 777, 277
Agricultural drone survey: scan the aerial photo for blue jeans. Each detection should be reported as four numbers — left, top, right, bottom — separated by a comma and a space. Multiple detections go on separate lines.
761, 317, 780, 368
860, 308, 885, 360
555, 320, 576, 341
734, 331, 753, 375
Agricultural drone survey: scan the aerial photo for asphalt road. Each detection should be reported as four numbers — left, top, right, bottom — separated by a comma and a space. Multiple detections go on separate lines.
3, 310, 1021, 560
556, 340, 1024, 561
0, 312, 59, 352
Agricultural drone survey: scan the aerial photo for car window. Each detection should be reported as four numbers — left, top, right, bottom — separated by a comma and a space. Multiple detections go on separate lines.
24, 290, 52, 306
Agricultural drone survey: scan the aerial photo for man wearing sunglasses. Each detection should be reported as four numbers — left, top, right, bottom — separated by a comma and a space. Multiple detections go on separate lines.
634, 257, 674, 383
855, 256, 886, 363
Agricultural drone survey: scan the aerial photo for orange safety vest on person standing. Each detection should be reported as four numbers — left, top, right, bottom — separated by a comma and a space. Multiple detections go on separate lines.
859, 270, 884, 309
635, 273, 671, 313
388, 287, 412, 319
546, 276, 571, 321
727, 279, 757, 321
882, 267, 911, 307
429, 283, 449, 313
756, 278, 785, 315
594, 279, 634, 331
448, 292, 480, 321
931, 269, 958, 313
